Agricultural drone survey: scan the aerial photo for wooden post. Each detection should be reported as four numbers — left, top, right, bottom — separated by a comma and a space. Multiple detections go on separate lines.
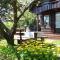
41, 37, 44, 44
34, 16, 38, 40
18, 29, 24, 44
20, 30, 22, 40
37, 14, 44, 31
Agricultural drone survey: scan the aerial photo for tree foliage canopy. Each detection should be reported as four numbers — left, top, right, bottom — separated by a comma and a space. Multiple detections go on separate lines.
0, 0, 42, 60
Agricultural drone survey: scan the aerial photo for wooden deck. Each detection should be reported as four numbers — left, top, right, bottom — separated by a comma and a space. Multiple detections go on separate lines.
43, 33, 60, 39
37, 31, 60, 39
37, 27, 60, 39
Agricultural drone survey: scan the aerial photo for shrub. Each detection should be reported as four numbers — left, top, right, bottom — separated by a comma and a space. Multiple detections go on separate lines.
17, 40, 57, 60
0, 46, 17, 60
0, 40, 57, 60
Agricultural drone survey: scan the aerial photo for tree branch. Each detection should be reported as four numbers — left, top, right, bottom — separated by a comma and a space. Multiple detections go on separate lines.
0, 0, 41, 45
11, 0, 18, 37
11, 0, 40, 36
17, 0, 40, 20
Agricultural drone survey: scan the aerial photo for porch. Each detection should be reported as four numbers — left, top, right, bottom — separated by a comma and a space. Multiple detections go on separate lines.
37, 28, 60, 40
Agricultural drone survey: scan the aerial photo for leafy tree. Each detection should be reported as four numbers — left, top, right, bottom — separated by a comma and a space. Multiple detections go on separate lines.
17, 10, 36, 28
0, 0, 41, 60
0, 0, 41, 45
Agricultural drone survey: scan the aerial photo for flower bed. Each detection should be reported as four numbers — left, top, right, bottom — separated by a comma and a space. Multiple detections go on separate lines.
17, 40, 57, 60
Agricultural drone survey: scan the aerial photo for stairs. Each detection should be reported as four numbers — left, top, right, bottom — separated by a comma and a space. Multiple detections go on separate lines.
41, 27, 52, 34
37, 27, 60, 39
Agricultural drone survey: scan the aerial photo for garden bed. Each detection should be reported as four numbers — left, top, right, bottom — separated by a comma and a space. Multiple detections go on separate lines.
0, 39, 60, 60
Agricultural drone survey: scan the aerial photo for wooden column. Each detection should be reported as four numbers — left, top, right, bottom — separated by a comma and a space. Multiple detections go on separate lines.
37, 14, 41, 31
36, 14, 44, 31
36, 14, 42, 31
49, 12, 56, 33
34, 14, 44, 40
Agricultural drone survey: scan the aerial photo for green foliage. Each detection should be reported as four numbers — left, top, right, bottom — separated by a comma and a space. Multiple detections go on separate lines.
0, 0, 10, 8
56, 47, 60, 55
0, 46, 17, 60
18, 10, 36, 27
0, 39, 58, 60
17, 40, 57, 60
4, 22, 13, 29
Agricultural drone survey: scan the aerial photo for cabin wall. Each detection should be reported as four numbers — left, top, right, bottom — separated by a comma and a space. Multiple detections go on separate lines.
40, 11, 60, 33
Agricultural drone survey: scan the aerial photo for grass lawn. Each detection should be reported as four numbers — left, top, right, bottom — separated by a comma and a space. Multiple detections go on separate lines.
44, 39, 60, 56
44, 39, 60, 45
0, 39, 7, 47
36, 38, 60, 56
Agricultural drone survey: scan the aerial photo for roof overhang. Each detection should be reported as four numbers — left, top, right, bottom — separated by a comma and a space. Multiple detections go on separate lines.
30, 1, 59, 14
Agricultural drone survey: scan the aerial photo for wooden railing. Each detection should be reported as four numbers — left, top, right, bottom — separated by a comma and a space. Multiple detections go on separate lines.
32, 1, 60, 14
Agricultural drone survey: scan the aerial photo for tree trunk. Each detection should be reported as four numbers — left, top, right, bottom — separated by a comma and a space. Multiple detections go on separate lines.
11, 0, 17, 37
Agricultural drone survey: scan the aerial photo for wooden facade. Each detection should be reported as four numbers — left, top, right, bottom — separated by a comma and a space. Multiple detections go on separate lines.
30, 0, 60, 34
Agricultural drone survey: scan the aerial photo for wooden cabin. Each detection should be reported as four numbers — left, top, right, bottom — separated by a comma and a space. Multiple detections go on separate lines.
30, 0, 60, 39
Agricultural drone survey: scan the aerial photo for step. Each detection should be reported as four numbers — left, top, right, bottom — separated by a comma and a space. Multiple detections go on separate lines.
43, 32, 53, 34
40, 34, 60, 39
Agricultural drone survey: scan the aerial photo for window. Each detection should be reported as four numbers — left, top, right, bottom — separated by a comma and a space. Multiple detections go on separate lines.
44, 15, 50, 28
56, 13, 60, 28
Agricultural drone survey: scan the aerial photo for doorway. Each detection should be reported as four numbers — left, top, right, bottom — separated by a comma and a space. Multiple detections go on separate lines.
44, 15, 50, 29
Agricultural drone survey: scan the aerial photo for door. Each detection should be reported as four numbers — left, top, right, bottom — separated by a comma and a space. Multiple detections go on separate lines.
44, 15, 50, 28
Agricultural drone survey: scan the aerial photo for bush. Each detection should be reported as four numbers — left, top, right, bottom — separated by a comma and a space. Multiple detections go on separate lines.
0, 40, 57, 60
17, 40, 57, 60
0, 46, 17, 60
